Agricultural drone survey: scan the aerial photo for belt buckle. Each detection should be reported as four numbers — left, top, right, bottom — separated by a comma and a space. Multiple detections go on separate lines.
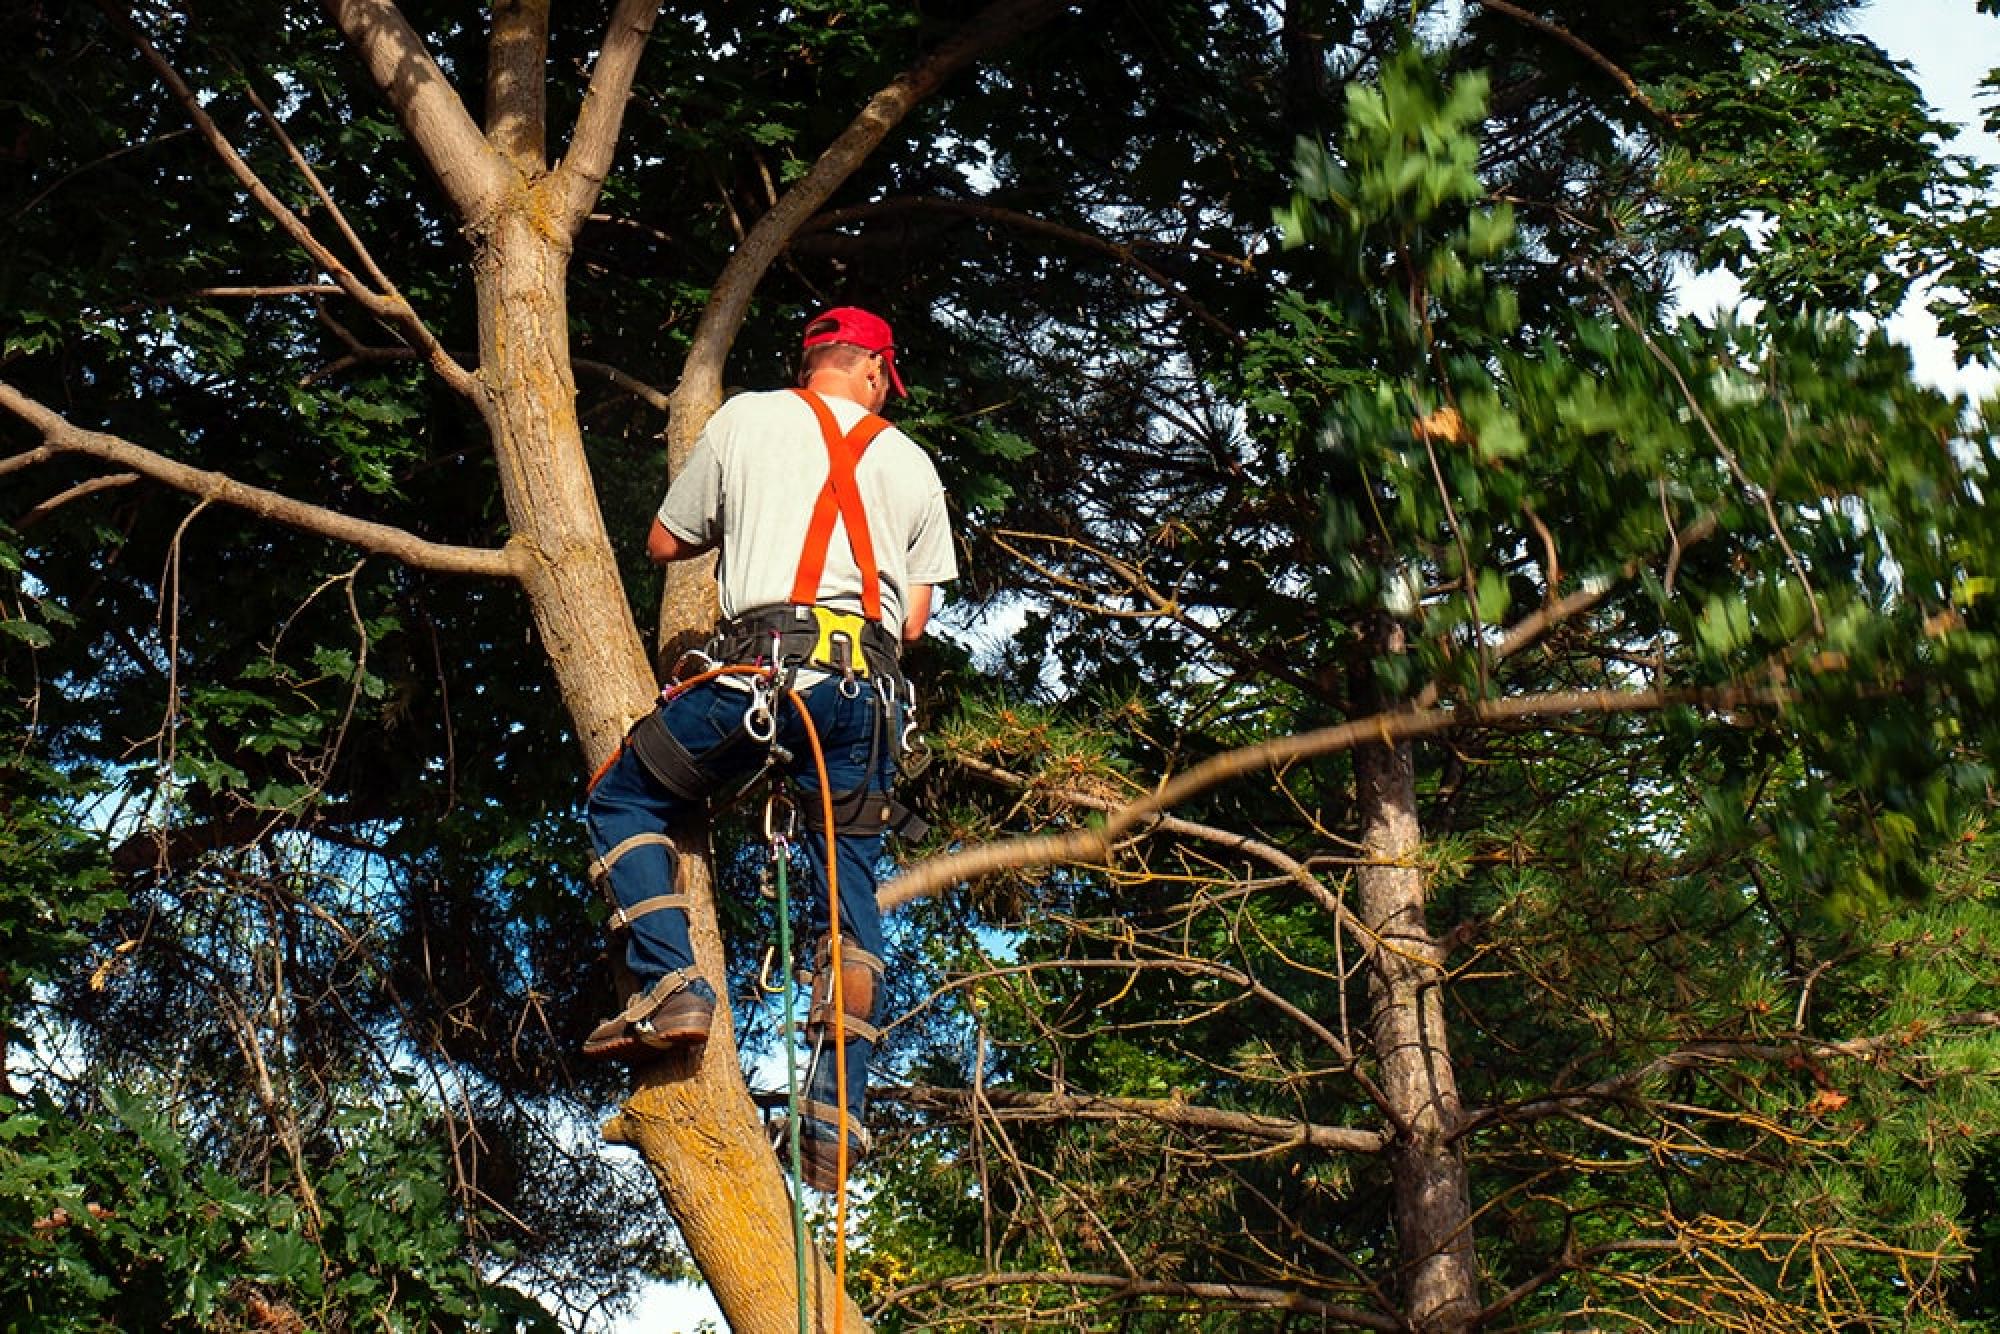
808, 605, 870, 678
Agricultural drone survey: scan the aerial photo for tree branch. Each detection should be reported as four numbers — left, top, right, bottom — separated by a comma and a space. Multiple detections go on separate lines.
873, 1269, 1400, 1330
803, 197, 1245, 343
1472, 0, 1669, 123
321, 0, 512, 220
886, 1085, 1390, 1155
107, 3, 476, 396
553, 0, 666, 230
0, 382, 524, 579
952, 752, 1380, 962
881, 686, 1790, 913
666, 0, 1074, 453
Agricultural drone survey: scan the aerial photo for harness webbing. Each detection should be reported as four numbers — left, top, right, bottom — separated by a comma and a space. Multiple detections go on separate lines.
789, 388, 891, 623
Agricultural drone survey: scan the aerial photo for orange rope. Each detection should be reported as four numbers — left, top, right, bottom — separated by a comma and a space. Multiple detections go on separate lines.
786, 686, 849, 1333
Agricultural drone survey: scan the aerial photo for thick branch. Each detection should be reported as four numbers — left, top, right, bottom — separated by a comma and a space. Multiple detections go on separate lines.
881, 686, 1788, 913
874, 1270, 1399, 1331
322, 0, 512, 219
887, 1085, 1389, 1155
486, 0, 549, 169
0, 382, 523, 579
553, 0, 666, 229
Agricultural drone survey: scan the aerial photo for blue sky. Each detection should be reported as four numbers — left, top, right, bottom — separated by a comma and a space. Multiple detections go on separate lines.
1718, 0, 2000, 399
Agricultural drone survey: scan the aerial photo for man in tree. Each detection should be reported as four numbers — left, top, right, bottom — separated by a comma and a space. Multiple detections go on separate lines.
581, 306, 956, 1190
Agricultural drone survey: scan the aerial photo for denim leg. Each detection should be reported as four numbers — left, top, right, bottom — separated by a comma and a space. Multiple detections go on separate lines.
583, 684, 763, 1001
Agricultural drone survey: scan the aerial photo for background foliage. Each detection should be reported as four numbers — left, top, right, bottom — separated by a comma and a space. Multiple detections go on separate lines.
3, 1, 1998, 1329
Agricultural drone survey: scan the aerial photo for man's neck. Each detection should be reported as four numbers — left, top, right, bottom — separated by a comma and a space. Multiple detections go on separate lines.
801, 369, 875, 411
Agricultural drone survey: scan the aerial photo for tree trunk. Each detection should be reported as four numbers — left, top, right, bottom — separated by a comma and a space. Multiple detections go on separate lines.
1353, 634, 1481, 1330
474, 195, 869, 1333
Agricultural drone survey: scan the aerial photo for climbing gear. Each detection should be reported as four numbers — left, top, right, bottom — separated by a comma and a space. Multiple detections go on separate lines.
762, 797, 813, 1333
626, 709, 716, 799
785, 1101, 874, 1195
790, 388, 891, 622
588, 831, 688, 930
805, 933, 884, 1046
799, 787, 930, 843
581, 967, 715, 1061
712, 603, 902, 684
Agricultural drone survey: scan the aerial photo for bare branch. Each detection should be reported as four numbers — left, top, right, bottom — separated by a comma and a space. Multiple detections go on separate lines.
574, 358, 672, 413
0, 381, 523, 579
17, 472, 139, 529
1473, 0, 1669, 123
887, 1085, 1390, 1155
881, 685, 1791, 913
105, 3, 477, 396
952, 752, 1380, 962
873, 1269, 1401, 1330
553, 0, 667, 230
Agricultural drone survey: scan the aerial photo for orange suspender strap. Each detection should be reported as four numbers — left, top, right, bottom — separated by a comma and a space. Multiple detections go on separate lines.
789, 388, 891, 623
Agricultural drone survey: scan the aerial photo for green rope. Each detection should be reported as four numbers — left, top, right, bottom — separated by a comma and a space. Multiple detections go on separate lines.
773, 831, 811, 1334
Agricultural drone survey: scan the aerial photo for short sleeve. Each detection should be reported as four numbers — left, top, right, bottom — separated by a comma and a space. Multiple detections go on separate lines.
905, 483, 958, 586
658, 431, 724, 547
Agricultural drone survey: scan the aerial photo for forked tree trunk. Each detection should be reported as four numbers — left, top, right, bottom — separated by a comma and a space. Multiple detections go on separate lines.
1352, 624, 1481, 1330
475, 200, 870, 1334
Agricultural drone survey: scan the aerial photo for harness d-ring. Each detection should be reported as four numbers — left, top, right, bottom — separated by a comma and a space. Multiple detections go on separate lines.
744, 675, 778, 744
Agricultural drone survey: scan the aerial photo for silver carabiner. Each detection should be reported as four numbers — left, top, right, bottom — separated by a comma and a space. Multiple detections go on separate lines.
743, 675, 777, 744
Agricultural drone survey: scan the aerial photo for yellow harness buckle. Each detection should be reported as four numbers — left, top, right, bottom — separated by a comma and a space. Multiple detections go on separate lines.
809, 605, 871, 677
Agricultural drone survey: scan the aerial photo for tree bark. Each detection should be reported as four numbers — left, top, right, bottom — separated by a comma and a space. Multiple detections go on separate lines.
1352, 632, 1481, 1331
468, 145, 872, 1334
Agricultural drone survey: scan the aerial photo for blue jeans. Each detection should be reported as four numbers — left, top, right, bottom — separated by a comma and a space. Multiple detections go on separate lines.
585, 675, 894, 1143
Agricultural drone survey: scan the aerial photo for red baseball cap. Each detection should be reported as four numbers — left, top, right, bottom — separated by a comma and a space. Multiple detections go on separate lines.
802, 306, 907, 397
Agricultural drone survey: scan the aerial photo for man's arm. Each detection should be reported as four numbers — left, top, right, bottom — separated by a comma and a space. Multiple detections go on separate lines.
646, 517, 708, 565
902, 584, 934, 643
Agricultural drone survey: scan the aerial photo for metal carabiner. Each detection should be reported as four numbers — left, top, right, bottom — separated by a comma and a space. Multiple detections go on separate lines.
763, 791, 796, 846
669, 648, 717, 683
743, 674, 777, 744
837, 671, 863, 700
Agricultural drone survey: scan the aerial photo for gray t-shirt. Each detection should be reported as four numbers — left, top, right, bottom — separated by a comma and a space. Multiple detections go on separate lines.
659, 388, 957, 632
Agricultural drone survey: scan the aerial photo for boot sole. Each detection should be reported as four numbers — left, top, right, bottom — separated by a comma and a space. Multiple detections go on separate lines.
581, 1023, 710, 1062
